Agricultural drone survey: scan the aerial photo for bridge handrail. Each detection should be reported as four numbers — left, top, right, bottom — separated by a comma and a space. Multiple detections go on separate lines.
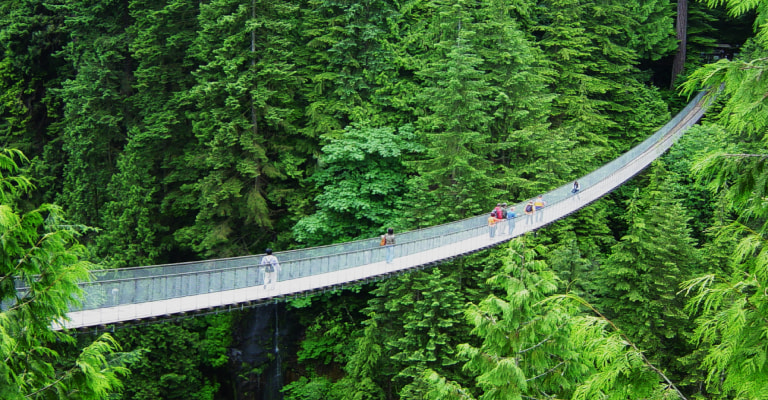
75, 91, 707, 282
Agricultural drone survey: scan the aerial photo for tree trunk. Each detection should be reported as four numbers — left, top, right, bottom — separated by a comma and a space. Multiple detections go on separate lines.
670, 0, 688, 89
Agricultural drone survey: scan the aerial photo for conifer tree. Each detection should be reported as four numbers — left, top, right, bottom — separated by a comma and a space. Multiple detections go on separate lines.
295, 0, 400, 135
386, 268, 468, 398
54, 0, 132, 227
434, 239, 590, 399
470, 0, 558, 198
0, 0, 70, 198
535, 0, 671, 165
0, 149, 133, 399
332, 266, 469, 399
678, 2, 768, 395
594, 162, 700, 379
406, 23, 502, 225
95, 0, 201, 267
176, 0, 303, 257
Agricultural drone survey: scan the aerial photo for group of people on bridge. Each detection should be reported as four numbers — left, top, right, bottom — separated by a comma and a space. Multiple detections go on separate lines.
258, 180, 583, 289
487, 180, 581, 238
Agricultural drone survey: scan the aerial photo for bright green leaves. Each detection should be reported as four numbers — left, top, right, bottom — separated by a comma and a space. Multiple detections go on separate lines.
0, 149, 133, 399
454, 240, 587, 399
678, 3, 768, 393
595, 163, 700, 379
683, 270, 768, 399
293, 123, 422, 244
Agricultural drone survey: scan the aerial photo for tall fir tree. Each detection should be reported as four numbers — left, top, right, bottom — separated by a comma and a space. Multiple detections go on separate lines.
535, 0, 671, 167
176, 0, 303, 257
678, 1, 768, 394
54, 0, 133, 228
425, 239, 591, 399
0, 0, 71, 201
405, 20, 502, 225
95, 0, 201, 267
594, 162, 700, 380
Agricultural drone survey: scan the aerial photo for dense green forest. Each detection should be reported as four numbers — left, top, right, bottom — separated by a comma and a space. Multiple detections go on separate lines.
2, 0, 767, 398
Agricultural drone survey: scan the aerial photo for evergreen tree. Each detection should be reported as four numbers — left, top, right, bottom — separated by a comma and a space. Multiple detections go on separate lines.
429, 239, 590, 399
95, 0, 201, 267
0, 148, 134, 399
386, 268, 467, 398
114, 316, 231, 400
406, 23, 502, 225
594, 162, 700, 379
295, 0, 400, 133
331, 266, 468, 399
470, 0, 558, 199
175, 0, 303, 257
54, 0, 133, 227
535, 0, 671, 165
679, 2, 768, 396
0, 0, 70, 201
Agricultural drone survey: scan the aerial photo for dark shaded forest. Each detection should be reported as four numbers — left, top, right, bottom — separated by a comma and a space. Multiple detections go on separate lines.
2, 0, 768, 399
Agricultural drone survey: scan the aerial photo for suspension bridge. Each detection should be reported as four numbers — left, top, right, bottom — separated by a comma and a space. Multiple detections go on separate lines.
10, 91, 711, 331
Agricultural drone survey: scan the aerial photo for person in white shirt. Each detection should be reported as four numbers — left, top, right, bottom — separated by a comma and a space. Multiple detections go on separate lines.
259, 248, 281, 290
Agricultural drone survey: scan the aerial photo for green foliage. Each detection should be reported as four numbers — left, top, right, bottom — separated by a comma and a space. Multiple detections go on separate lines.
2, 0, 763, 397
0, 148, 133, 399
672, 1, 768, 397
54, 0, 132, 228
594, 163, 701, 380
93, 0, 201, 267
566, 310, 683, 400
174, 0, 305, 257
536, 0, 671, 170
293, 123, 423, 245
0, 0, 69, 162
114, 317, 230, 400
443, 239, 590, 399
662, 124, 724, 242
282, 375, 334, 400
406, 25, 503, 225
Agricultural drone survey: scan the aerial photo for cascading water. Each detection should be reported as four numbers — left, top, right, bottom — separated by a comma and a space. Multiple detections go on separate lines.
229, 302, 291, 400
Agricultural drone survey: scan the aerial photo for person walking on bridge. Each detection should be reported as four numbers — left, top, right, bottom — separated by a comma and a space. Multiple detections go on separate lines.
488, 212, 498, 239
498, 202, 509, 234
260, 248, 281, 290
524, 200, 535, 224
506, 205, 517, 235
571, 180, 581, 200
382, 228, 396, 263
534, 195, 546, 222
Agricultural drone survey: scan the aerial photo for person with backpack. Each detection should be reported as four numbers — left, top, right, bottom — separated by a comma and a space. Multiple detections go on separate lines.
381, 228, 396, 263
488, 212, 498, 238
498, 202, 509, 234
493, 203, 504, 219
524, 200, 535, 223
571, 180, 581, 200
260, 248, 281, 290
